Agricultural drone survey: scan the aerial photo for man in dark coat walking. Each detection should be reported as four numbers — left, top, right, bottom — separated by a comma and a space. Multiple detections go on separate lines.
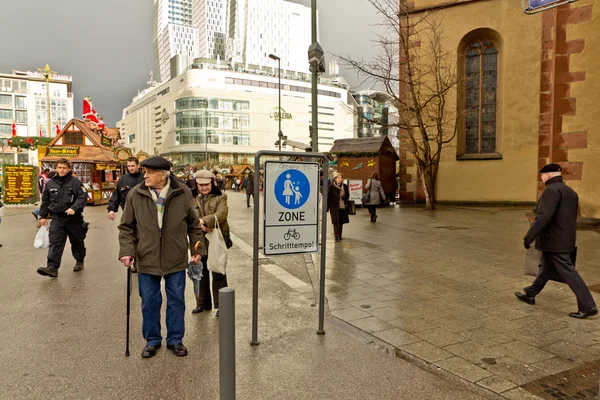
515, 163, 597, 319
107, 157, 144, 220
245, 173, 255, 207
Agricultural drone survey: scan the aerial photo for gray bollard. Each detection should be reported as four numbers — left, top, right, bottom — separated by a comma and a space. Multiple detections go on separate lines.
219, 288, 236, 400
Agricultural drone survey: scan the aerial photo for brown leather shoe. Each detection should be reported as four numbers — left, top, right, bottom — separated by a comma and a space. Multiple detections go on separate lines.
141, 344, 161, 358
167, 343, 188, 357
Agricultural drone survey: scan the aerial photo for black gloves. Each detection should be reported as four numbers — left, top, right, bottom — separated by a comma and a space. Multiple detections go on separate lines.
524, 239, 531, 250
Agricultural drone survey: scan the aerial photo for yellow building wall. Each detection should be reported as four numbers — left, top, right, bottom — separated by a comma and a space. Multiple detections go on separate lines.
410, 0, 542, 203
407, 0, 599, 216
560, 0, 600, 217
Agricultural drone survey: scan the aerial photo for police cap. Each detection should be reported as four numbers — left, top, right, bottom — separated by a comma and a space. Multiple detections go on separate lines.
538, 163, 562, 173
141, 156, 171, 171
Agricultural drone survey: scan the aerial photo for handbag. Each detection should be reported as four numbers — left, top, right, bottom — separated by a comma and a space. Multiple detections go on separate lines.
205, 218, 228, 275
347, 200, 356, 215
523, 246, 577, 283
361, 192, 370, 203
34, 225, 50, 249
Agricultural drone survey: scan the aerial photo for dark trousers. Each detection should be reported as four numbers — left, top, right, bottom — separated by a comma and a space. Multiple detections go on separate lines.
525, 251, 597, 312
138, 270, 186, 347
367, 205, 377, 220
333, 222, 344, 239
246, 193, 254, 207
47, 215, 86, 268
198, 256, 228, 309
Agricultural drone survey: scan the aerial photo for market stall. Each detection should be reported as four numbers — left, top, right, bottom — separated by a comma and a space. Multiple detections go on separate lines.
40, 119, 128, 205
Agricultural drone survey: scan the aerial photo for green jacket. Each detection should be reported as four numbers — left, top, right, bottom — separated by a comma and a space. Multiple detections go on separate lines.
118, 176, 203, 276
194, 188, 229, 256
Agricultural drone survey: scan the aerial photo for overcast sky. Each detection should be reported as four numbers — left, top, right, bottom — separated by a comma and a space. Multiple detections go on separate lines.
0, 0, 380, 126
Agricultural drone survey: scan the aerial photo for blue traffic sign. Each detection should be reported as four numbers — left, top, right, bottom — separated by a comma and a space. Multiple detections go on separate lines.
274, 169, 310, 209
529, 0, 565, 9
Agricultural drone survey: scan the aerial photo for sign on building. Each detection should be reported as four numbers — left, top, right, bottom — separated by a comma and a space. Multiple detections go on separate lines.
2, 164, 36, 205
524, 0, 577, 13
346, 180, 363, 203
263, 161, 319, 255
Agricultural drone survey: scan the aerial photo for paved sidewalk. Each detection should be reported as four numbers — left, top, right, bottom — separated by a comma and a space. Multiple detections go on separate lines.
0, 202, 488, 400
227, 192, 600, 400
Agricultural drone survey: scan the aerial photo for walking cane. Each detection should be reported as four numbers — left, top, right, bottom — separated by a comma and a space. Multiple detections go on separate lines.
125, 263, 132, 357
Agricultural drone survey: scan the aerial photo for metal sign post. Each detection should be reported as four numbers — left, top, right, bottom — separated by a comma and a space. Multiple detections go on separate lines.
252, 150, 328, 346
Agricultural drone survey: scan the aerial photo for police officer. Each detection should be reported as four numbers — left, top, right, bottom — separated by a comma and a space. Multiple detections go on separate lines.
516, 163, 598, 318
107, 157, 144, 220
37, 158, 88, 278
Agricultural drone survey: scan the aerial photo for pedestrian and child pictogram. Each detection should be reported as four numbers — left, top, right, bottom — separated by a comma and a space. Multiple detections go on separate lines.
274, 170, 310, 209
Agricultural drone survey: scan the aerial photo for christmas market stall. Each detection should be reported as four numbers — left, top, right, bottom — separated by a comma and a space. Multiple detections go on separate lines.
226, 164, 253, 189
328, 136, 399, 204
40, 118, 128, 205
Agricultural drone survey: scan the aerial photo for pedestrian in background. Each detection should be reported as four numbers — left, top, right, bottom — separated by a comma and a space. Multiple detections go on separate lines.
37, 159, 88, 278
245, 172, 255, 208
192, 170, 230, 317
33, 170, 56, 220
327, 171, 350, 242
364, 171, 386, 223
107, 157, 144, 221
516, 163, 597, 319
118, 156, 203, 358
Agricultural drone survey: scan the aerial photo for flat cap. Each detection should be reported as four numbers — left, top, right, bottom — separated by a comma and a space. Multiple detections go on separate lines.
538, 163, 562, 173
195, 170, 215, 184
141, 156, 171, 171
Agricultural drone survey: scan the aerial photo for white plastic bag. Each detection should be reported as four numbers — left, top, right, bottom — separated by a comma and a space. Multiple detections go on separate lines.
205, 218, 228, 275
34, 225, 50, 249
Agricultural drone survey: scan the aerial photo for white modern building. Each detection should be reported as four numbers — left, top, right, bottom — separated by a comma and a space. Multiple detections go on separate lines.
226, 0, 312, 74
154, 0, 199, 82
193, 0, 228, 60
0, 70, 73, 164
117, 59, 355, 167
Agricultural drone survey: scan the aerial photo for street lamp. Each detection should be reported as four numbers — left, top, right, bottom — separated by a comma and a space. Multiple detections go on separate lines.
268, 53, 283, 151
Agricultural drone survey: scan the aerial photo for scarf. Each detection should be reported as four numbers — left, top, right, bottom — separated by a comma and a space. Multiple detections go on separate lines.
334, 183, 346, 209
149, 178, 171, 230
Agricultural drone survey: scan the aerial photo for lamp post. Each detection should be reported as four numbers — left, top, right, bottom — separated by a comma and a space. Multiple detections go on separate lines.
268, 54, 283, 151
37, 64, 56, 138
308, 0, 324, 153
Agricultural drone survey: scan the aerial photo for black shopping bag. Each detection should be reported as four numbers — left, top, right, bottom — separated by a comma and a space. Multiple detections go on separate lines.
523, 247, 577, 283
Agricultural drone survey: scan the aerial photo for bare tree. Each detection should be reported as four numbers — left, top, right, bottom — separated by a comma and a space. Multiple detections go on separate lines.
339, 0, 461, 210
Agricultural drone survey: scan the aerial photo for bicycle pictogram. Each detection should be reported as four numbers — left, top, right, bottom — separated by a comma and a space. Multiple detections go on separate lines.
283, 228, 301, 241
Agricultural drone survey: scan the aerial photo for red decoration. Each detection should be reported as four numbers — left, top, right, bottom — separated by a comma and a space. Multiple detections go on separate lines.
11, 121, 17, 137
39, 126, 43, 137
83, 97, 105, 130
56, 122, 61, 136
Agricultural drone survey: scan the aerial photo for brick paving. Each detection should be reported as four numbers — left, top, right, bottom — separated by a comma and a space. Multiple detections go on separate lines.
309, 204, 600, 398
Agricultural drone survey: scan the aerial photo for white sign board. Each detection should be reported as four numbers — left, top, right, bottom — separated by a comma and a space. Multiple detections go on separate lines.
264, 161, 319, 255
346, 180, 363, 203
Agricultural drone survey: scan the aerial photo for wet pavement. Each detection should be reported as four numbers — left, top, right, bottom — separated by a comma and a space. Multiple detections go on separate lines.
0, 200, 489, 400
226, 193, 600, 400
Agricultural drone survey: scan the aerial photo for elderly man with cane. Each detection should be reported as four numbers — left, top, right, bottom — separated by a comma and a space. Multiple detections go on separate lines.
118, 156, 203, 358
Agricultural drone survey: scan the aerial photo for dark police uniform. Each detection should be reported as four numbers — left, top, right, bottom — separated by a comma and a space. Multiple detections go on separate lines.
107, 171, 144, 212
520, 163, 597, 317
39, 172, 89, 271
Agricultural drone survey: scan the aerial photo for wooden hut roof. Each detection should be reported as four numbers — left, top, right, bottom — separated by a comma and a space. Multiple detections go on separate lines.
42, 119, 118, 163
328, 136, 399, 160
229, 164, 253, 176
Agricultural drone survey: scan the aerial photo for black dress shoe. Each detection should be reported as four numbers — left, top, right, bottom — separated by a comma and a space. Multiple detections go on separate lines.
569, 308, 599, 319
192, 306, 212, 314
167, 343, 188, 357
37, 265, 59, 278
73, 261, 84, 272
141, 344, 161, 358
515, 292, 535, 305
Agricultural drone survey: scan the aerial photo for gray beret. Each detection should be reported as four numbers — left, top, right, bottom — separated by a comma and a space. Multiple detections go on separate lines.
538, 163, 561, 173
141, 156, 171, 171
